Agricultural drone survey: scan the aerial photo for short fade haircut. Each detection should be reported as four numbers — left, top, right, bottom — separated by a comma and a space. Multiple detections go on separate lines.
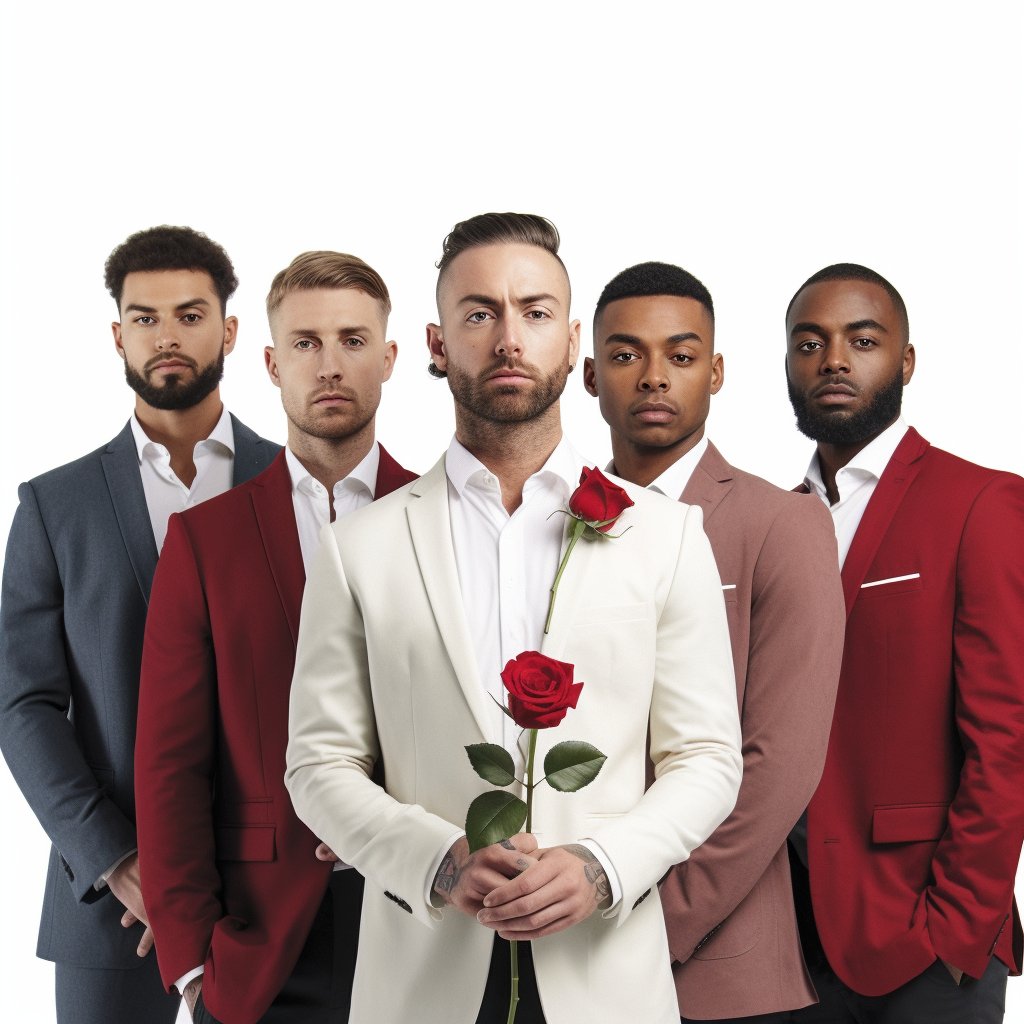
595, 261, 714, 327
265, 251, 392, 329
104, 225, 238, 315
787, 263, 909, 343
429, 212, 567, 378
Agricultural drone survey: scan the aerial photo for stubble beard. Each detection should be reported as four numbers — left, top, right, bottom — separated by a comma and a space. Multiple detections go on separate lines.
446, 356, 569, 426
125, 347, 224, 411
286, 386, 376, 443
787, 364, 904, 446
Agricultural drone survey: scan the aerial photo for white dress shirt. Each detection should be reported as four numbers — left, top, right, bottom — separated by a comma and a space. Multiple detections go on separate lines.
130, 406, 235, 554
803, 417, 909, 569
424, 435, 622, 910
174, 443, 380, 994
607, 434, 709, 501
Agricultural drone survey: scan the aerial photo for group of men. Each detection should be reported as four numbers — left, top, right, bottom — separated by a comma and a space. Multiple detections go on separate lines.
0, 213, 1021, 1024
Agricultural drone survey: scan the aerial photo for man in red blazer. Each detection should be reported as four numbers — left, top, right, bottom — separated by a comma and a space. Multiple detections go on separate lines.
135, 251, 417, 1024
785, 263, 1024, 1022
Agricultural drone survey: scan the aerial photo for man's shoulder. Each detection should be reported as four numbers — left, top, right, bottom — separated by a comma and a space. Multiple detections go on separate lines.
722, 463, 830, 525
22, 432, 127, 506
918, 442, 1023, 495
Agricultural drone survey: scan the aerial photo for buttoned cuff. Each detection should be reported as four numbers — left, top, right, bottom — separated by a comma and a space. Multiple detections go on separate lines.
425, 830, 466, 908
174, 966, 204, 995
94, 848, 137, 892
578, 838, 622, 913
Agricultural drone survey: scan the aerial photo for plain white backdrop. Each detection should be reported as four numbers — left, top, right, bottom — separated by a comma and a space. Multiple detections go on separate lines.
1, 2, 1021, 1021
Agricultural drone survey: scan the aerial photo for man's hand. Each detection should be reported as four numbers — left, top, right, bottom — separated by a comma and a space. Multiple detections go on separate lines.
106, 852, 154, 956
476, 844, 612, 940
432, 834, 538, 917
315, 843, 340, 862
182, 976, 203, 1020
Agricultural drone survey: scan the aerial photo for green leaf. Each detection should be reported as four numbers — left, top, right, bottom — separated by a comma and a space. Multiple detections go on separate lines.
465, 791, 528, 853
465, 743, 517, 787
543, 741, 607, 792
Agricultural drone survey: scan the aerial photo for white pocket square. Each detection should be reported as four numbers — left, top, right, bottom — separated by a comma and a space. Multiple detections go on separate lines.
861, 573, 920, 589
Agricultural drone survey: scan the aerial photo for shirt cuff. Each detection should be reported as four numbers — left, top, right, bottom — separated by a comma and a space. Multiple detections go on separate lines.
94, 848, 137, 892
425, 830, 466, 908
578, 838, 622, 910
174, 966, 205, 995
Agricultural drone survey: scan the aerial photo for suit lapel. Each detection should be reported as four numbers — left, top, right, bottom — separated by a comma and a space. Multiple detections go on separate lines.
376, 444, 418, 496
231, 413, 272, 486
680, 441, 735, 522
840, 428, 930, 617
406, 458, 494, 742
250, 452, 305, 647
101, 422, 159, 604
539, 512, 595, 663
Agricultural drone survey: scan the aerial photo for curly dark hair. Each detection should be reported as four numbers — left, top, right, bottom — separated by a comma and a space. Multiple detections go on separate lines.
595, 261, 714, 326
104, 225, 238, 314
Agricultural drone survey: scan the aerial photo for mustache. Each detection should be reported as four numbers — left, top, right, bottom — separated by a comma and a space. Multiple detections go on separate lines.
309, 384, 359, 402
483, 358, 541, 380
143, 352, 199, 374
808, 378, 862, 398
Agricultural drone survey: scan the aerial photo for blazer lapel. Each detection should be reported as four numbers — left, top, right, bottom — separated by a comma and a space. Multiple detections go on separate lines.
376, 444, 418, 497
406, 458, 494, 742
101, 422, 159, 604
539, 511, 596, 664
680, 441, 735, 523
840, 428, 930, 617
231, 413, 274, 486
250, 452, 305, 647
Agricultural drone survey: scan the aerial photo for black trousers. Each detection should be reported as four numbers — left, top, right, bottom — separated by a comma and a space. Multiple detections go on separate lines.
55, 953, 180, 1024
195, 869, 364, 1024
475, 935, 547, 1024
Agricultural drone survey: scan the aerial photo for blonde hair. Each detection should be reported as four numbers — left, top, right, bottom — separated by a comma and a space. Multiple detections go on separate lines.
266, 250, 391, 324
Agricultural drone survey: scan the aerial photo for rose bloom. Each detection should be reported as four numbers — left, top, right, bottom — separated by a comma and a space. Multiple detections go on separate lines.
501, 652, 584, 729
569, 467, 634, 533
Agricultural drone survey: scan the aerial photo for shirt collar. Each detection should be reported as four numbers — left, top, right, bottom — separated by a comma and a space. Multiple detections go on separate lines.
285, 441, 379, 499
445, 433, 584, 500
803, 416, 909, 500
130, 404, 234, 463
646, 435, 710, 499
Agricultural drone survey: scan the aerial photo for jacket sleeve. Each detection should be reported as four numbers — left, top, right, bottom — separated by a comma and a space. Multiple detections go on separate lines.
585, 504, 744, 928
285, 524, 460, 929
926, 472, 1024, 978
0, 481, 137, 903
659, 497, 845, 961
135, 513, 222, 990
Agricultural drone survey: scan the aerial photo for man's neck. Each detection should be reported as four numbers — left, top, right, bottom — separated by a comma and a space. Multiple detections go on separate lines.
814, 414, 900, 506
610, 424, 705, 488
134, 390, 225, 489
288, 418, 376, 520
455, 403, 562, 515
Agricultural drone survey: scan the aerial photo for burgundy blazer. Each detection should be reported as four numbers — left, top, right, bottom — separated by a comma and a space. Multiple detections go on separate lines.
653, 442, 846, 1019
802, 427, 1024, 995
135, 447, 416, 1024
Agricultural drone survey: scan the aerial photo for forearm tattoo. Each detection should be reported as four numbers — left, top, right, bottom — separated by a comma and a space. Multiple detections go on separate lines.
564, 844, 612, 906
433, 848, 461, 904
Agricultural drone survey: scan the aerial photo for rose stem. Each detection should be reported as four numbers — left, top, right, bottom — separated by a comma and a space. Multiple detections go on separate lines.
509, 729, 537, 1024
507, 939, 520, 1024
544, 517, 587, 634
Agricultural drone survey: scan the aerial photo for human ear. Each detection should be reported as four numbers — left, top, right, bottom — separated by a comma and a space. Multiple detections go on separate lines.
583, 356, 598, 397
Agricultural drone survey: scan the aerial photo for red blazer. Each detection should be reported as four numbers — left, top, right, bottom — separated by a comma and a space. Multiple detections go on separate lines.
136, 447, 416, 1024
804, 427, 1024, 996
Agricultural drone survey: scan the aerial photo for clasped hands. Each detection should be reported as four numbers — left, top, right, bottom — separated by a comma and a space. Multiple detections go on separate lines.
432, 834, 612, 940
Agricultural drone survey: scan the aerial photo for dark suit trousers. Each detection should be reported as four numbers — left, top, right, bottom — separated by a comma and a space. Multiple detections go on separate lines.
55, 953, 180, 1024
475, 935, 547, 1024
194, 870, 363, 1024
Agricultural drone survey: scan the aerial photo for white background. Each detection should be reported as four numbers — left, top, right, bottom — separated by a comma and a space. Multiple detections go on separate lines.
1, 2, 1021, 1021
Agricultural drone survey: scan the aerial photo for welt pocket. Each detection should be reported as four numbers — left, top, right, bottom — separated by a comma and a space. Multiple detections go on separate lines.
215, 825, 277, 862
858, 573, 922, 599
572, 602, 649, 626
872, 802, 950, 843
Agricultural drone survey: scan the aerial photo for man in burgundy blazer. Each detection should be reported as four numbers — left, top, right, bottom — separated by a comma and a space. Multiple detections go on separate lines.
583, 261, 847, 1020
785, 263, 1024, 1023
135, 252, 417, 1024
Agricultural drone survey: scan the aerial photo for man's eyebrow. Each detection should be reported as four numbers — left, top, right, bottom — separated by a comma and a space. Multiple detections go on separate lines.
124, 303, 157, 314
603, 331, 703, 345
666, 332, 703, 344
518, 293, 560, 306
790, 321, 825, 337
458, 293, 500, 306
174, 298, 210, 311
846, 319, 887, 333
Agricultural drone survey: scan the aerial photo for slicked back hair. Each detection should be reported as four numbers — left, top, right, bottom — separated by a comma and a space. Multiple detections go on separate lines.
787, 263, 909, 344
595, 262, 714, 329
266, 251, 391, 329
104, 225, 238, 315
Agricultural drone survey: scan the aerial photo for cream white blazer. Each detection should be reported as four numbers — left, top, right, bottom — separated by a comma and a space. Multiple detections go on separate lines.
285, 456, 742, 1024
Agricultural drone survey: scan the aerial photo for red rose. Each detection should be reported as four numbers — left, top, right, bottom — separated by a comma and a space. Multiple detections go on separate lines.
500, 652, 584, 730
569, 467, 634, 533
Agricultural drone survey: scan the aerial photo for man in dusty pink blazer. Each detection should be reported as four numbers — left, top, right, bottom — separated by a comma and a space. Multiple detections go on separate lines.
584, 261, 846, 1022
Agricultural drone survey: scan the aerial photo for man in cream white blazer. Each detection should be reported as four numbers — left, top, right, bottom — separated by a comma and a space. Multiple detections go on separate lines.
285, 213, 742, 1024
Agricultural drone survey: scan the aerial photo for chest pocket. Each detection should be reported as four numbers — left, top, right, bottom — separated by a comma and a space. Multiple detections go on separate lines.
572, 602, 649, 627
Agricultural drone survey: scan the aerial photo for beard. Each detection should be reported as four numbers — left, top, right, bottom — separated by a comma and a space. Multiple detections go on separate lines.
446, 355, 569, 424
125, 347, 224, 411
787, 364, 904, 446
285, 385, 376, 441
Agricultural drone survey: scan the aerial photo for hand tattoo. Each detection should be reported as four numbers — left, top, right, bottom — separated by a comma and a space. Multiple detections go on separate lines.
432, 848, 462, 904
499, 838, 515, 850
564, 844, 612, 907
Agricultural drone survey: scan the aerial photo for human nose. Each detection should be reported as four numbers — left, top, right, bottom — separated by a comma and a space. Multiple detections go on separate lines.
154, 322, 180, 351
317, 344, 344, 382
494, 315, 525, 362
820, 338, 851, 375
638, 359, 670, 391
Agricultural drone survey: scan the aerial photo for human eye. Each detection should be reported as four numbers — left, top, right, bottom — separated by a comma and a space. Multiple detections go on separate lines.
181, 313, 201, 324
345, 336, 365, 347
134, 316, 155, 325
295, 339, 315, 350
852, 336, 876, 347
467, 310, 493, 323
612, 351, 637, 363
671, 352, 693, 363
526, 309, 548, 320
797, 339, 822, 352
